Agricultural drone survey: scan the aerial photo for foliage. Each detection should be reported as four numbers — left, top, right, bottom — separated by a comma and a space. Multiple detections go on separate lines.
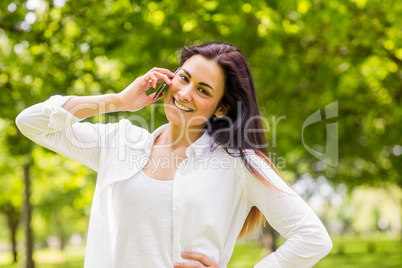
29, 147, 95, 245
1, 0, 401, 186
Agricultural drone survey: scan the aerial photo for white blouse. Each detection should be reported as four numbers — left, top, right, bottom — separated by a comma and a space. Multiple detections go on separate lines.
112, 170, 174, 267
16, 95, 332, 268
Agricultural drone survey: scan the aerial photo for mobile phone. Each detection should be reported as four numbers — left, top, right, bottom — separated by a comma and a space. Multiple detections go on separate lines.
154, 68, 180, 100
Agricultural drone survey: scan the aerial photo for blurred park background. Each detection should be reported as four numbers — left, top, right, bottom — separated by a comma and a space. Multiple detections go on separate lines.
0, 0, 401, 267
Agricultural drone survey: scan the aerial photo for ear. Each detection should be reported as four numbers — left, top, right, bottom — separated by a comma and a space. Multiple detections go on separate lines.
214, 104, 228, 118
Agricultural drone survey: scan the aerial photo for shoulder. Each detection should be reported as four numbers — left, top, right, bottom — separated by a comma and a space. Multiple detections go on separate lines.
224, 148, 285, 183
92, 119, 147, 135
205, 146, 279, 175
116, 119, 150, 134
115, 119, 151, 142
94, 119, 151, 147
211, 147, 262, 166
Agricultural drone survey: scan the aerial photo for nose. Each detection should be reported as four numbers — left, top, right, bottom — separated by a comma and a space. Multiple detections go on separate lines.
177, 85, 192, 102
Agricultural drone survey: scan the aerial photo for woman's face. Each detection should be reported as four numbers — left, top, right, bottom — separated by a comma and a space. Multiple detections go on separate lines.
164, 54, 227, 129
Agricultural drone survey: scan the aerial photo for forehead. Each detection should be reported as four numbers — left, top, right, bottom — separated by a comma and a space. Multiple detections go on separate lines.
182, 55, 225, 93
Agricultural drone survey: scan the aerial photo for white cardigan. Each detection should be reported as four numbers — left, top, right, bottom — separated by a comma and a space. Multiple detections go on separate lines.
16, 95, 332, 268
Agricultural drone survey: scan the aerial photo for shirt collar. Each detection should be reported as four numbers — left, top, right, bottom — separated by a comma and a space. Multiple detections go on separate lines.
147, 124, 212, 159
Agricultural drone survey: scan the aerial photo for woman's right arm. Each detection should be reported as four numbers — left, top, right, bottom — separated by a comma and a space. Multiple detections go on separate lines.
62, 67, 174, 119
16, 68, 174, 171
15, 95, 104, 171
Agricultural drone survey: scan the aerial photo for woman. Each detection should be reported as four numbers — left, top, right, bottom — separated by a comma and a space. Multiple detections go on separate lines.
16, 42, 332, 267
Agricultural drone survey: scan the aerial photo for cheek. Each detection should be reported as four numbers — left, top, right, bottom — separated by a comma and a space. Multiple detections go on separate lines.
164, 80, 178, 99
199, 100, 220, 116
164, 80, 180, 99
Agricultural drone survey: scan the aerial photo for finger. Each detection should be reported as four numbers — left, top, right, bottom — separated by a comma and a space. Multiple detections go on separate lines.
153, 72, 173, 85
151, 67, 175, 77
148, 74, 158, 88
181, 252, 215, 266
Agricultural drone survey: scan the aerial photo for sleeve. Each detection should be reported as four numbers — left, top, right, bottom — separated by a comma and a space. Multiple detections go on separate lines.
15, 95, 107, 172
243, 153, 333, 268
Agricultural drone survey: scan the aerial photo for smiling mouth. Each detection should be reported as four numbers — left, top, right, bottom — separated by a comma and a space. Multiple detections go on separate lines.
173, 98, 193, 112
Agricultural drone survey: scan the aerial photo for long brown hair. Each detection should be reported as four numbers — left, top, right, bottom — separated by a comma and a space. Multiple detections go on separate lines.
179, 42, 290, 237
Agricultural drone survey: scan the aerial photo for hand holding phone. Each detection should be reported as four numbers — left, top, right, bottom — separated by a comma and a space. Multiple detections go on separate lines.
154, 68, 180, 100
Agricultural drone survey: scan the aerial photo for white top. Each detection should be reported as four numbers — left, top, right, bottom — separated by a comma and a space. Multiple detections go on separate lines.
16, 95, 332, 268
112, 170, 174, 267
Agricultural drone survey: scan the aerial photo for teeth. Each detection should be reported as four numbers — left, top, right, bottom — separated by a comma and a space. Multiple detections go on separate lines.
174, 99, 192, 112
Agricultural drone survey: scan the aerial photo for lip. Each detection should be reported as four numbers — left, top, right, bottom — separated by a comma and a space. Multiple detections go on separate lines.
172, 97, 193, 112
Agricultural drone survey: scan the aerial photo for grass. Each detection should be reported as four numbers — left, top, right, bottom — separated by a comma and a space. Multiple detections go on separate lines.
0, 246, 85, 268
228, 234, 402, 268
315, 234, 402, 268
0, 234, 400, 267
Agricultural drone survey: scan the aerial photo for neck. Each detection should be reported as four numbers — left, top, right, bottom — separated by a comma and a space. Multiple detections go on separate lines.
156, 123, 205, 150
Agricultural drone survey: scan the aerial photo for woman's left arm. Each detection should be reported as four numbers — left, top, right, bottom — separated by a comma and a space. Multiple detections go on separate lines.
245, 153, 333, 268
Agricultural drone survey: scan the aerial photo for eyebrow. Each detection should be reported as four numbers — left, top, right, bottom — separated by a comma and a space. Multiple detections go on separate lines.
182, 68, 192, 78
182, 68, 215, 92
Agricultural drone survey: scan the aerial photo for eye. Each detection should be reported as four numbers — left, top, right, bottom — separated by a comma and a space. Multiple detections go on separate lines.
198, 88, 210, 96
180, 75, 189, 83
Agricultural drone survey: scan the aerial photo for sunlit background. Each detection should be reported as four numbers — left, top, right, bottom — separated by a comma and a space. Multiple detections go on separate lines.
0, 0, 401, 267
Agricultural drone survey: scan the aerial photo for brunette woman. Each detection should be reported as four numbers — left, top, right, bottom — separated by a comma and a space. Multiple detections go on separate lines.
16, 42, 332, 267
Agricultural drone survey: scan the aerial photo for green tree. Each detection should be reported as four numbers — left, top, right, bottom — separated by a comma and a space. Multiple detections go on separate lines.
0, 126, 23, 263
1, 0, 401, 263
